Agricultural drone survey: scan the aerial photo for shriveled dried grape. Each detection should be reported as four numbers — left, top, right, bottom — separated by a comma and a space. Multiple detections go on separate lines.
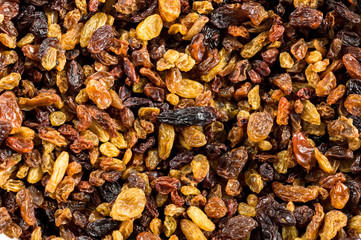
0, 91, 23, 134
180, 219, 206, 240
16, 189, 36, 226
110, 188, 146, 221
1, 1, 361, 239
158, 123, 175, 160
330, 181, 350, 209
159, 0, 181, 23
45, 151, 69, 193
272, 182, 319, 202
319, 210, 347, 240
293, 130, 316, 172
221, 215, 258, 239
80, 12, 108, 47
245, 169, 264, 193
158, 107, 216, 127
186, 206, 215, 231
247, 112, 274, 142
136, 14, 163, 41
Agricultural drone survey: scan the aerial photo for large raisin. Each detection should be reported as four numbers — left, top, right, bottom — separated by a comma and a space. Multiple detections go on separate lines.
157, 107, 217, 127
85, 218, 119, 238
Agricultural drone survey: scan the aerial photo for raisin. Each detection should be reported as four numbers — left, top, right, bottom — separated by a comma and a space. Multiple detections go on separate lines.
85, 218, 119, 238
294, 205, 314, 228
210, 4, 245, 29
221, 215, 258, 239
67, 60, 84, 93
217, 146, 248, 179
293, 130, 316, 172
157, 107, 217, 127
289, 7, 323, 29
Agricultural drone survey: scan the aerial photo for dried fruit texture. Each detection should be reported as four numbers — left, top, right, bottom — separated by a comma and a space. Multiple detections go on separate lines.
110, 188, 146, 221
343, 53, 361, 79
190, 154, 209, 182
241, 2, 268, 26
0, 72, 21, 90
114, 0, 138, 14
301, 100, 321, 125
319, 210, 347, 240
85, 218, 118, 238
0, 91, 23, 134
158, 107, 216, 127
16, 189, 36, 226
270, 73, 292, 95
277, 97, 291, 125
186, 206, 215, 231
88, 25, 114, 54
45, 151, 69, 193
86, 79, 112, 109
176, 79, 204, 98
3, 1, 361, 239
348, 215, 361, 233
217, 146, 248, 179
241, 31, 269, 59
316, 72, 337, 97
158, 123, 175, 160
221, 215, 258, 239
180, 219, 207, 240
137, 232, 161, 240
247, 112, 274, 142
280, 52, 294, 68
328, 116, 361, 150
289, 7, 323, 29
291, 38, 308, 60
80, 12, 108, 47
272, 182, 319, 202
293, 130, 316, 171
204, 197, 227, 218
154, 176, 180, 194
245, 169, 264, 193
136, 14, 163, 41
61, 23, 83, 50
159, 0, 181, 23
38, 127, 67, 147
345, 94, 361, 117
330, 181, 349, 209
18, 92, 61, 111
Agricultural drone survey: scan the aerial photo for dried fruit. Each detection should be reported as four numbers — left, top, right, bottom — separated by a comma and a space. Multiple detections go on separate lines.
110, 188, 146, 221
186, 206, 215, 231
204, 197, 227, 218
45, 151, 69, 193
293, 130, 316, 172
220, 215, 258, 239
16, 189, 36, 226
80, 12, 108, 47
180, 219, 206, 240
190, 154, 209, 182
158, 123, 175, 160
330, 181, 349, 209
301, 100, 321, 125
289, 7, 323, 29
86, 79, 112, 109
345, 94, 361, 117
159, 0, 181, 23
1, 2, 361, 239
0, 91, 23, 134
136, 14, 163, 41
319, 210, 347, 240
247, 112, 274, 142
272, 182, 319, 202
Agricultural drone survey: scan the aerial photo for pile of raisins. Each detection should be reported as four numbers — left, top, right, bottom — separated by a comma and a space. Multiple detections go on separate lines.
1, 0, 361, 239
